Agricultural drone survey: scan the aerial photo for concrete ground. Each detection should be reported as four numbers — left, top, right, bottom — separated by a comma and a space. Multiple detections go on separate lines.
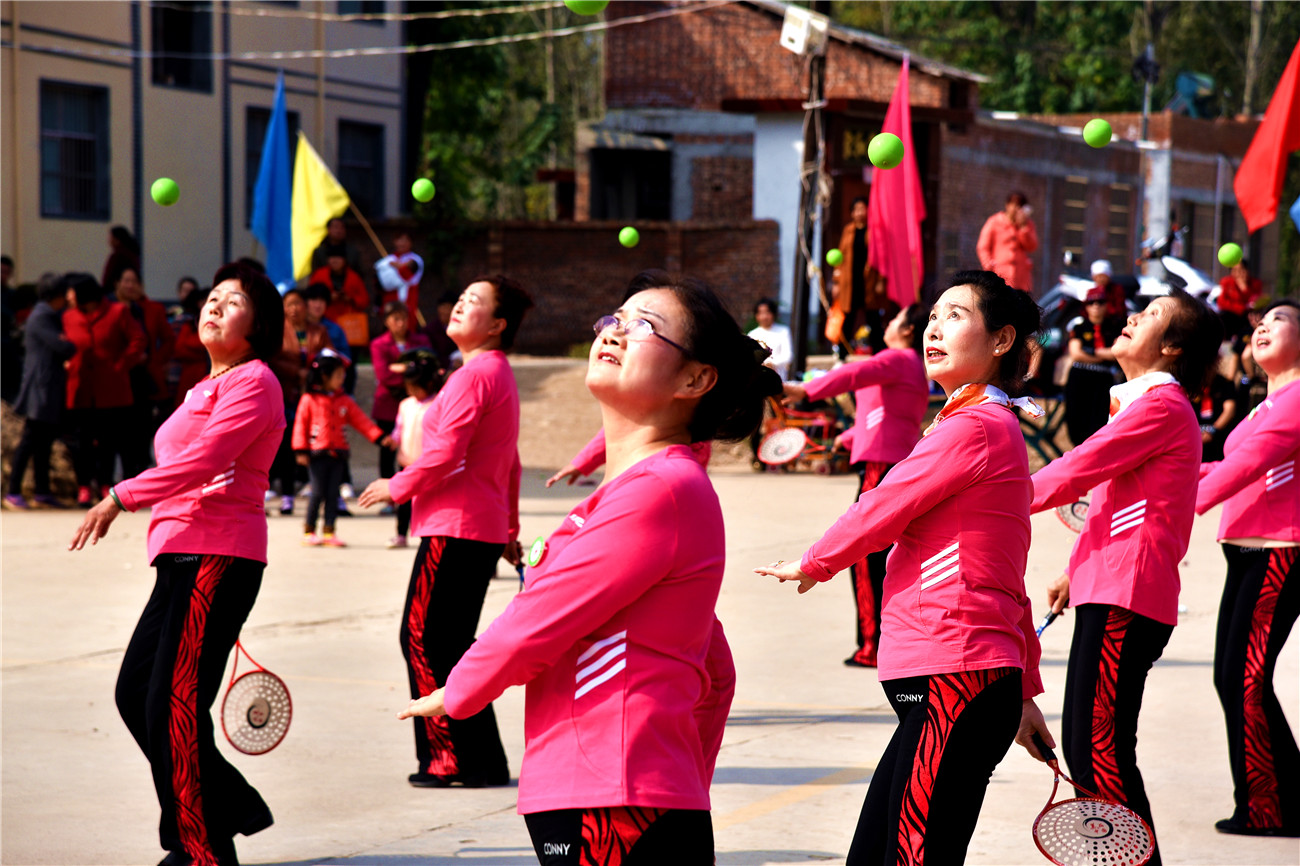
2, 363, 1297, 865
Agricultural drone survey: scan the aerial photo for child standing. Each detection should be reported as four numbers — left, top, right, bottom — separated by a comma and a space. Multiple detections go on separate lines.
293, 351, 392, 546
389, 350, 443, 548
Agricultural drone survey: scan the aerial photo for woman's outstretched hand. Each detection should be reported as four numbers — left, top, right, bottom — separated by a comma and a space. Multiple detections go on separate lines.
397, 688, 446, 719
69, 496, 123, 551
545, 463, 582, 488
358, 478, 393, 508
753, 559, 818, 594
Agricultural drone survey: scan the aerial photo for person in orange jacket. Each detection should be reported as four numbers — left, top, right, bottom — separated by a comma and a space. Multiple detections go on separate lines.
977, 191, 1039, 293
309, 248, 370, 325
114, 265, 176, 478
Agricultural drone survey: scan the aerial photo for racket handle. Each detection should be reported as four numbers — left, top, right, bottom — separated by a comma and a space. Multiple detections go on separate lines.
1032, 732, 1058, 763
1035, 611, 1058, 637
516, 561, 525, 590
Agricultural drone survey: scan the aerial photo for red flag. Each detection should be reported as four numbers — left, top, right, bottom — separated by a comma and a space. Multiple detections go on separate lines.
867, 54, 927, 308
1234, 38, 1300, 233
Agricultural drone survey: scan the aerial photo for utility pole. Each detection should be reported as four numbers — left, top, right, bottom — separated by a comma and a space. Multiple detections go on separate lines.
789, 0, 830, 377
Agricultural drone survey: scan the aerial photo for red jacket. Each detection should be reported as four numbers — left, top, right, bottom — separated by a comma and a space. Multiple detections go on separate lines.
124, 297, 176, 400
292, 390, 384, 453
308, 265, 370, 323
63, 301, 147, 409
1217, 274, 1263, 316
171, 321, 210, 408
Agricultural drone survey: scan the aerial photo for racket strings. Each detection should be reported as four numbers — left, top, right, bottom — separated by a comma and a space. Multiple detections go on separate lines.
222, 671, 292, 755
1034, 766, 1154, 866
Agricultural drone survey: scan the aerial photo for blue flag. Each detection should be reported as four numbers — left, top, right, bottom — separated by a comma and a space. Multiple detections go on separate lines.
251, 72, 293, 292
1291, 191, 1300, 234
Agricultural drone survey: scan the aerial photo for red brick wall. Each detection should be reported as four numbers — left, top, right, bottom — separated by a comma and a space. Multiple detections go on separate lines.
378, 220, 780, 354
691, 156, 753, 220
605, 1, 950, 110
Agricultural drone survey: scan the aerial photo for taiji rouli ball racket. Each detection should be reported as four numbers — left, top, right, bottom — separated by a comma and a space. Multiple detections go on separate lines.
1035, 611, 1058, 638
758, 427, 807, 465
1055, 496, 1090, 533
1030, 733, 1154, 866
221, 641, 292, 755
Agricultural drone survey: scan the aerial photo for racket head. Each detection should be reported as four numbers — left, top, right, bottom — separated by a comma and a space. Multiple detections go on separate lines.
1033, 794, 1155, 866
758, 428, 808, 465
221, 670, 292, 755
1054, 496, 1090, 533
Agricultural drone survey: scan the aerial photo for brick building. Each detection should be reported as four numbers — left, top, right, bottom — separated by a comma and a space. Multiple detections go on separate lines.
577, 0, 1270, 342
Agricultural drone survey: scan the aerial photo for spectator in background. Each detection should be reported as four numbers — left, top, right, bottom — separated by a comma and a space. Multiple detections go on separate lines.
62, 273, 147, 506
977, 191, 1039, 293
1198, 362, 1238, 463
2, 253, 20, 403
1064, 285, 1124, 447
1091, 259, 1126, 318
376, 232, 425, 323
748, 297, 793, 382
171, 287, 211, 408
115, 266, 176, 478
5, 273, 77, 510
310, 217, 362, 274
309, 249, 370, 327
102, 226, 141, 294
371, 302, 432, 501
175, 275, 199, 306
268, 288, 329, 515
1217, 259, 1264, 339
303, 281, 357, 509
423, 288, 460, 369
829, 196, 885, 352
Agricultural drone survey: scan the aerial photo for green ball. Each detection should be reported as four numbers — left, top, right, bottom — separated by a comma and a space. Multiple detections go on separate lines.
1218, 242, 1243, 268
618, 226, 640, 248
411, 178, 435, 203
564, 0, 608, 13
826, 248, 843, 267
1083, 118, 1112, 148
868, 133, 904, 170
150, 177, 179, 207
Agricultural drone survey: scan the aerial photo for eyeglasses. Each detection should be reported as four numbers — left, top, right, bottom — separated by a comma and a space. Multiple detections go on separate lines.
593, 314, 690, 355
1084, 299, 1108, 306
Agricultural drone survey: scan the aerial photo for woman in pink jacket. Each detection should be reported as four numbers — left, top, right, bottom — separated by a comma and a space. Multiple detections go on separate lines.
1196, 298, 1300, 837
1031, 289, 1223, 865
360, 276, 533, 790
758, 270, 1051, 865
782, 303, 929, 667
69, 262, 286, 866
400, 276, 781, 864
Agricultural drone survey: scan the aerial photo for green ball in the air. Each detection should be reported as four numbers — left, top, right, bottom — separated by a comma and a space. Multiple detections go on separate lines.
619, 226, 640, 248
868, 133, 904, 170
151, 177, 179, 207
564, 0, 608, 14
826, 248, 843, 267
1083, 118, 1112, 148
411, 178, 435, 202
1218, 242, 1243, 268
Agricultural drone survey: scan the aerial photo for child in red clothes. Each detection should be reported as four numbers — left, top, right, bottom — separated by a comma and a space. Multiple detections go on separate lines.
293, 351, 392, 546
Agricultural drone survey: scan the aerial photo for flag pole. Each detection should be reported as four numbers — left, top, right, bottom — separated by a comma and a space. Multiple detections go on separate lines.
348, 201, 389, 258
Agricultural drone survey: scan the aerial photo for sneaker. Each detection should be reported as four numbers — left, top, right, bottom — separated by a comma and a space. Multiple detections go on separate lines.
387, 535, 408, 549
280, 496, 294, 516
340, 483, 356, 500
320, 533, 347, 548
31, 494, 68, 509
336, 498, 353, 517
77, 486, 93, 508
264, 489, 277, 503
2, 494, 28, 510
302, 533, 323, 546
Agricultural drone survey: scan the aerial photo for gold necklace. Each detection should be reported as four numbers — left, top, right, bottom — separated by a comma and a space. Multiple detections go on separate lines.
209, 355, 256, 380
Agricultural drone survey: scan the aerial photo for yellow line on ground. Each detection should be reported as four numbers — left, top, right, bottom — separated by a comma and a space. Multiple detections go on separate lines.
712, 766, 870, 831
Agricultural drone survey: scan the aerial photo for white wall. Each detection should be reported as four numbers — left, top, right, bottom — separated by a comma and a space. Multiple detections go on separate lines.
752, 114, 805, 320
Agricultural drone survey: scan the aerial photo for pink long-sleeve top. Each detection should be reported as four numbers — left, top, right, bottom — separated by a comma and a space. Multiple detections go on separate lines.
1196, 379, 1300, 544
799, 402, 1043, 698
113, 362, 285, 564
570, 428, 712, 476
1031, 379, 1200, 626
802, 348, 928, 465
292, 390, 384, 452
387, 349, 521, 544
442, 446, 730, 814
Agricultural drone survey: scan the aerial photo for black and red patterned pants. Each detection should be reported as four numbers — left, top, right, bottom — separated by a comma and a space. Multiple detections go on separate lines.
1214, 544, 1300, 832
1062, 603, 1172, 866
847, 461, 893, 666
524, 805, 713, 865
115, 554, 272, 866
847, 667, 1021, 866
401, 535, 509, 782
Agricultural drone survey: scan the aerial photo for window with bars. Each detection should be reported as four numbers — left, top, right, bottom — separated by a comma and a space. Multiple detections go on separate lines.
1106, 184, 1132, 264
338, 120, 385, 218
338, 0, 384, 21
151, 2, 213, 92
1061, 176, 1088, 262
40, 80, 110, 220
245, 106, 301, 227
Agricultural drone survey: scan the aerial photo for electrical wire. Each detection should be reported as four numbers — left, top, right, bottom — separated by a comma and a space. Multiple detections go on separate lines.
153, 0, 566, 24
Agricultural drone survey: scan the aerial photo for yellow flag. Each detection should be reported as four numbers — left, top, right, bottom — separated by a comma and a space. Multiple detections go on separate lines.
291, 131, 351, 280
